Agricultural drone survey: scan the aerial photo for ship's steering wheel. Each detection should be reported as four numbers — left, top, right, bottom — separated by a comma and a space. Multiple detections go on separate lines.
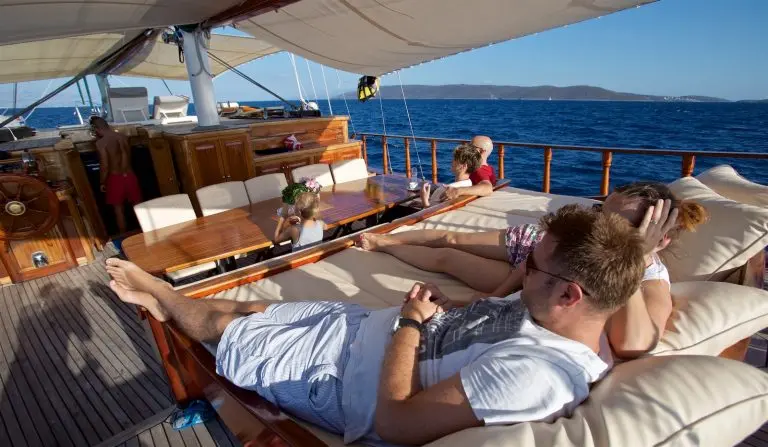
0, 174, 60, 241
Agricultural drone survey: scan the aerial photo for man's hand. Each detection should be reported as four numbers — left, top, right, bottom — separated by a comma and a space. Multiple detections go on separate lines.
444, 187, 460, 200
401, 283, 449, 323
637, 199, 679, 255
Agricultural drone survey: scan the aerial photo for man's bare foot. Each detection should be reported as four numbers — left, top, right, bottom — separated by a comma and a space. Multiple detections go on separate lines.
357, 233, 397, 251
105, 258, 171, 294
109, 280, 170, 322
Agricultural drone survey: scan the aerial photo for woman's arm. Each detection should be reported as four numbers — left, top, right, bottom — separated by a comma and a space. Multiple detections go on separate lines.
606, 279, 673, 359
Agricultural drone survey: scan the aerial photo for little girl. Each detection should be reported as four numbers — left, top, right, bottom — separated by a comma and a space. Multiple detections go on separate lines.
274, 191, 326, 251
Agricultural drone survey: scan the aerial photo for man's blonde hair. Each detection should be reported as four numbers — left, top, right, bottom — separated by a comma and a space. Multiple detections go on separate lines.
539, 204, 645, 311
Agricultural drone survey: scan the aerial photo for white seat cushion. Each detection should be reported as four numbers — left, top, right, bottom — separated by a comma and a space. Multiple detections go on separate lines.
330, 158, 369, 183
664, 177, 768, 281
469, 186, 597, 217
166, 262, 217, 282
427, 355, 768, 447
649, 281, 768, 356
291, 163, 335, 187
196, 181, 250, 217
696, 164, 768, 207
244, 173, 288, 203
134, 194, 197, 231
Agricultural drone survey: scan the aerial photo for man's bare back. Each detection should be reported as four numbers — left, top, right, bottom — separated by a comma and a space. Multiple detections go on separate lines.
96, 132, 132, 176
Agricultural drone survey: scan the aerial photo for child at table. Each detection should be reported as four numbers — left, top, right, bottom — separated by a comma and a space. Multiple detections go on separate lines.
274, 191, 326, 251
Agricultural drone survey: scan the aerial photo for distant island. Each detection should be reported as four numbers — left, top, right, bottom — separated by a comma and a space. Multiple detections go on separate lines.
342, 84, 733, 102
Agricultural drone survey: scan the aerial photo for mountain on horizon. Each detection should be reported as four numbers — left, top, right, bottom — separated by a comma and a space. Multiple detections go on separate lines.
341, 84, 728, 102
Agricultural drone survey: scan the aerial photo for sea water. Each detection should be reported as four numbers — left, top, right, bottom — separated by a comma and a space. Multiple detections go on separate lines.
13, 99, 768, 197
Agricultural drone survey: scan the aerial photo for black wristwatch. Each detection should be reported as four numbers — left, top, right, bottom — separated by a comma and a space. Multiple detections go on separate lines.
393, 316, 424, 334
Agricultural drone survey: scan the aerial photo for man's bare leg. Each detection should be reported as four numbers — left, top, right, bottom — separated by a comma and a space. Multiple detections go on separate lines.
106, 258, 270, 343
378, 245, 510, 293
359, 229, 508, 261
113, 205, 127, 234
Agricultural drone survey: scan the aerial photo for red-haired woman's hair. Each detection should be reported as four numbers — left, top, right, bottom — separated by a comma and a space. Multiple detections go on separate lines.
613, 181, 708, 238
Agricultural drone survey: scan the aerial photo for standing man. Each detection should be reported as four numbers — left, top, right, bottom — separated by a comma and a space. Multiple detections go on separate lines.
444, 135, 497, 200
90, 116, 141, 234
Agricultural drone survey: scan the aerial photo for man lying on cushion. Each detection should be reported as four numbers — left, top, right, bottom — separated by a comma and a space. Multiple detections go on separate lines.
105, 205, 644, 446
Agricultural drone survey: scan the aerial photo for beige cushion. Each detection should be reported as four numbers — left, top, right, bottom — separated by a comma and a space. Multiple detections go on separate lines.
196, 181, 250, 217
330, 158, 369, 183
664, 177, 768, 281
392, 206, 536, 234
696, 164, 768, 207
469, 186, 596, 217
428, 355, 768, 447
134, 194, 198, 231
135, 194, 216, 280
244, 173, 288, 204
291, 163, 335, 187
650, 281, 768, 356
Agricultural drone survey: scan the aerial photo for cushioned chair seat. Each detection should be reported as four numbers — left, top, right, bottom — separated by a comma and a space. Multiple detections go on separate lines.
697, 164, 768, 207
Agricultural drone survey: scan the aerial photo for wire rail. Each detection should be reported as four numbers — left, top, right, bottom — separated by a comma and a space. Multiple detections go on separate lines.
355, 132, 768, 195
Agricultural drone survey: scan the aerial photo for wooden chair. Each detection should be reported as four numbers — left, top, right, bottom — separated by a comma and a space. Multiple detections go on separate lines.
133, 194, 217, 283
196, 181, 250, 217
291, 163, 334, 187
330, 158, 369, 184
244, 173, 288, 204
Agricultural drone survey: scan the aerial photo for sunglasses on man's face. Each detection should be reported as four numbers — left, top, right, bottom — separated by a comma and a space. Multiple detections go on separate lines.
525, 253, 591, 296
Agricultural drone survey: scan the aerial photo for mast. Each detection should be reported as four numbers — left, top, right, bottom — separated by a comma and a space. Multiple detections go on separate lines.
179, 26, 220, 128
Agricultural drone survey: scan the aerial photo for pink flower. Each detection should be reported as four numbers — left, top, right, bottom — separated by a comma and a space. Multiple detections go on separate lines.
301, 177, 322, 193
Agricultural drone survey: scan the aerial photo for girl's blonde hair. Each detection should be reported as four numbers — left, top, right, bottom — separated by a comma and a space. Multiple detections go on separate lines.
294, 191, 320, 220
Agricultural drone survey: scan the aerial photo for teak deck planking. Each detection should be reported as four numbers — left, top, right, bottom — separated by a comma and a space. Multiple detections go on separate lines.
0, 251, 239, 446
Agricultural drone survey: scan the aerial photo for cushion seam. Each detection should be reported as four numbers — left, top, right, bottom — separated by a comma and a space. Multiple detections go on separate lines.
651, 311, 768, 355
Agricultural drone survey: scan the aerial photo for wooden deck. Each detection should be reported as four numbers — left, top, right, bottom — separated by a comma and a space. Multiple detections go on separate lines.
0, 248, 239, 447
0, 246, 764, 446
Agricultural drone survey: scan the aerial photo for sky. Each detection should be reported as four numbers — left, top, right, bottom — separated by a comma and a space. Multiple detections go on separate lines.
1, 0, 766, 108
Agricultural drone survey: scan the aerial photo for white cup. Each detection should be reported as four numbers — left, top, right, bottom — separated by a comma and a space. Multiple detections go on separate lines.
408, 181, 419, 190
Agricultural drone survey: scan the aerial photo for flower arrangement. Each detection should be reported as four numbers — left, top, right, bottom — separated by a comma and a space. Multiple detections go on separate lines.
280, 177, 321, 207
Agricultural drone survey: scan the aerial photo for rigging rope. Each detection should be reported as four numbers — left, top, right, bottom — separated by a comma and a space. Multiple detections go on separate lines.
397, 71, 425, 181
83, 76, 95, 112
24, 78, 55, 122
335, 69, 356, 136
305, 59, 319, 103
288, 53, 307, 104
320, 65, 333, 115
75, 80, 86, 106
377, 87, 394, 175
161, 79, 174, 95
208, 51, 297, 109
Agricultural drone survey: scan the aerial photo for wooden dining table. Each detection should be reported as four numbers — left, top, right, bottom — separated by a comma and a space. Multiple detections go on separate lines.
122, 175, 419, 275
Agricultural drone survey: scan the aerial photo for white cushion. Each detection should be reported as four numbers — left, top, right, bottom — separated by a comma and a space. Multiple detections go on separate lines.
650, 281, 768, 356
394, 206, 536, 234
166, 261, 217, 282
469, 186, 596, 217
291, 163, 335, 187
196, 181, 250, 217
696, 164, 768, 207
427, 355, 768, 447
134, 194, 197, 231
244, 173, 288, 204
664, 177, 768, 281
330, 158, 369, 183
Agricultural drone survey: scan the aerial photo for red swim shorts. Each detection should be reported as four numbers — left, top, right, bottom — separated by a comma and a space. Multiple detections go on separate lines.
105, 172, 142, 205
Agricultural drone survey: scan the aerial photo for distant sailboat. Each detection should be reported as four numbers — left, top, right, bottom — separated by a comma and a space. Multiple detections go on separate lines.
548, 96, 552, 101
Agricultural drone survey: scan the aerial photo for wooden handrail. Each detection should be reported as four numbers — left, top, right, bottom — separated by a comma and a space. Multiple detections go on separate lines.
431, 140, 438, 183
404, 137, 411, 178
601, 151, 613, 196
543, 147, 553, 193
356, 132, 767, 194
361, 135, 367, 166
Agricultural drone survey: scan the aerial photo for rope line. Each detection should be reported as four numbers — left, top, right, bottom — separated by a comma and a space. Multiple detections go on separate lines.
397, 71, 425, 181
161, 79, 174, 95
289, 53, 306, 104
335, 69, 356, 136
320, 65, 333, 115
24, 78, 55, 122
305, 59, 318, 103
377, 87, 394, 174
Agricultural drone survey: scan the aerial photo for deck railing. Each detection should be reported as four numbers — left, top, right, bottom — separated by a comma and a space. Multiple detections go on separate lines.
357, 133, 768, 195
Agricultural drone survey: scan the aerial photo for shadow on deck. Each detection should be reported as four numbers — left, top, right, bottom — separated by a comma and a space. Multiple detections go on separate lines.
0, 249, 239, 447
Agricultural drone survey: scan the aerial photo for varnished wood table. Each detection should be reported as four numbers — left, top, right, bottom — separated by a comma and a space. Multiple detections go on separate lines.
122, 175, 417, 274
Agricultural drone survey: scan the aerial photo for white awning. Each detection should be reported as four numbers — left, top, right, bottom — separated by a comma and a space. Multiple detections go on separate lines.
237, 0, 655, 75
114, 35, 280, 80
0, 34, 280, 84
0, 0, 244, 46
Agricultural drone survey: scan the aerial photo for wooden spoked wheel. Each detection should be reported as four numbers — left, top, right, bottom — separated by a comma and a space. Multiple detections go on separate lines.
0, 174, 60, 241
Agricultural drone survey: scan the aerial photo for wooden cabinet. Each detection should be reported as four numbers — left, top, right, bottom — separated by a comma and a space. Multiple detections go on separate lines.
0, 225, 77, 282
147, 136, 179, 195
252, 141, 362, 181
168, 128, 255, 193
249, 116, 350, 153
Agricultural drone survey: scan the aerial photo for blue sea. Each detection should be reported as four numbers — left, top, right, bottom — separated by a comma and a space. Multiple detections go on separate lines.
12, 99, 768, 197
